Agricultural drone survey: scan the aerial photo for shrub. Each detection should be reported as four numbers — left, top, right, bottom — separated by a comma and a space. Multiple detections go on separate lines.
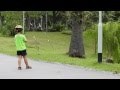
103, 22, 120, 63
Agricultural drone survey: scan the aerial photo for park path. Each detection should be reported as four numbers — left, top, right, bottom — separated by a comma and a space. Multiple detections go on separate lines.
0, 54, 120, 79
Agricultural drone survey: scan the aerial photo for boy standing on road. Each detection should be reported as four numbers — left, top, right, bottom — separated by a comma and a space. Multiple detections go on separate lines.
15, 25, 32, 70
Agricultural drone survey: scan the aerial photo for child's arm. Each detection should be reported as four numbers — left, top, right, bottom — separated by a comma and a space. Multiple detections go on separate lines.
24, 39, 27, 42
23, 35, 27, 42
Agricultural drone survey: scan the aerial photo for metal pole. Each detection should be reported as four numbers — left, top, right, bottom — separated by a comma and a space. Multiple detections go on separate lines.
0, 12, 1, 27
98, 11, 103, 63
0, 12, 2, 31
23, 11, 25, 33
41, 16, 43, 30
46, 11, 47, 31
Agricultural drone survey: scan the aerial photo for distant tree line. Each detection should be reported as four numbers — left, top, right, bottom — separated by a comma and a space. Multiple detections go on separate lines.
0, 11, 120, 35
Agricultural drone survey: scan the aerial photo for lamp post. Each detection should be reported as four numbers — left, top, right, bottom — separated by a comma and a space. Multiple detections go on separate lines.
41, 16, 43, 30
23, 11, 25, 33
46, 11, 47, 31
98, 11, 103, 63
0, 12, 1, 26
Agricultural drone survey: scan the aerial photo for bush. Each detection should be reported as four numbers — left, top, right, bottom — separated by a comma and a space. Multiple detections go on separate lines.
52, 23, 65, 32
87, 22, 120, 63
61, 30, 72, 35
1, 26, 10, 36
1, 20, 22, 36
1, 11, 22, 36
103, 22, 120, 63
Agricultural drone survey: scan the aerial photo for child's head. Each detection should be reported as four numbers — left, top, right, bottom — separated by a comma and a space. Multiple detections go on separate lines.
15, 25, 23, 33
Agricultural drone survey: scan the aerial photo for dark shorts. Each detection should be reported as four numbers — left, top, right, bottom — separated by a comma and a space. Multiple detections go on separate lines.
17, 49, 27, 56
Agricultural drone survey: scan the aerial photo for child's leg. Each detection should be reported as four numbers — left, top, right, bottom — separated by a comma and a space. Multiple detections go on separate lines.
18, 55, 22, 67
23, 55, 29, 66
23, 55, 32, 69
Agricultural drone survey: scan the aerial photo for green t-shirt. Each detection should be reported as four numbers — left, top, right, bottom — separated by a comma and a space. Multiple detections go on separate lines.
15, 33, 27, 51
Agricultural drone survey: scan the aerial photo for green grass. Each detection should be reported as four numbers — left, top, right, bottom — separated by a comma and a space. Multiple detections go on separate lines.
0, 31, 120, 73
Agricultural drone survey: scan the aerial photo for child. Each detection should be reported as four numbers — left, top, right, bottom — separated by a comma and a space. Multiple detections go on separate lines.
15, 25, 32, 70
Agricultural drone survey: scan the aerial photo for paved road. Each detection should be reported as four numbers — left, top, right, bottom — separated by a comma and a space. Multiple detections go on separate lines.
0, 54, 120, 79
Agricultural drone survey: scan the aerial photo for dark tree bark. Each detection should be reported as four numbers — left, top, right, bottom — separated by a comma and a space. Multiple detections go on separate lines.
69, 13, 85, 58
53, 11, 58, 24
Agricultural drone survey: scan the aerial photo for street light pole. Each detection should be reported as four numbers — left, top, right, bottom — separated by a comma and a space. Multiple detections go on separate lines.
23, 11, 25, 33
46, 11, 48, 31
0, 12, 1, 27
41, 16, 43, 30
98, 11, 103, 63
0, 12, 2, 31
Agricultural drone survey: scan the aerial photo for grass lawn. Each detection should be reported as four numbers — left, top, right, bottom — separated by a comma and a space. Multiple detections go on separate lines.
0, 31, 120, 73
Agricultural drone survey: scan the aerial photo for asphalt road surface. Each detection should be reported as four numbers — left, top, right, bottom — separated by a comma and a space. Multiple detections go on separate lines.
0, 54, 120, 79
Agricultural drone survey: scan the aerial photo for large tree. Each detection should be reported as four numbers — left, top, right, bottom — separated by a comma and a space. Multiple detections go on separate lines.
69, 11, 85, 58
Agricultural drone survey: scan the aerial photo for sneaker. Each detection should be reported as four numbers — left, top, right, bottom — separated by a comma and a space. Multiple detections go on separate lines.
26, 66, 32, 69
18, 67, 22, 70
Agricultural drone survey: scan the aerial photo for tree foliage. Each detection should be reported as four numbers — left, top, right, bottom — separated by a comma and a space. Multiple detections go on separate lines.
103, 22, 120, 63
0, 11, 22, 36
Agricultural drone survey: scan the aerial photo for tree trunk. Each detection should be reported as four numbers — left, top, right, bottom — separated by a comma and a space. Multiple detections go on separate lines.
53, 11, 57, 24
69, 18, 85, 58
